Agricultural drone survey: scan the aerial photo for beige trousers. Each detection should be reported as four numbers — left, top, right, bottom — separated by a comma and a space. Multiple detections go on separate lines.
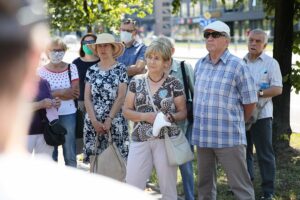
197, 145, 255, 200
126, 139, 177, 200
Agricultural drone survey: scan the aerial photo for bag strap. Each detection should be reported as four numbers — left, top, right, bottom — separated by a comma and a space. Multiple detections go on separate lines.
67, 64, 78, 108
144, 73, 158, 113
180, 61, 193, 101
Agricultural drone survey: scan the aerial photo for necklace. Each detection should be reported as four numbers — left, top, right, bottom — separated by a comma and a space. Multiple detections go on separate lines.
148, 73, 164, 83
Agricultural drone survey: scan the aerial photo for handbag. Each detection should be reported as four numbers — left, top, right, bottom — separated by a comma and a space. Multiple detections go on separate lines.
90, 131, 126, 182
145, 74, 194, 166
67, 64, 84, 139
43, 119, 67, 146
164, 131, 194, 166
180, 61, 193, 123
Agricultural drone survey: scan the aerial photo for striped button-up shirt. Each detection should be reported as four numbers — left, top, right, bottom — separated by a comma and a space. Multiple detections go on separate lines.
243, 53, 282, 119
192, 49, 257, 148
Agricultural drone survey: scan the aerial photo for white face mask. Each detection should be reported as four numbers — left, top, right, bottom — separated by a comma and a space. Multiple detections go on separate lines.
120, 31, 133, 43
49, 51, 65, 64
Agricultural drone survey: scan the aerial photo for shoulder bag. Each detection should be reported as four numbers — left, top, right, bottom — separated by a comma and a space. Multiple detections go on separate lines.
43, 118, 67, 146
144, 74, 194, 166
90, 131, 126, 182
180, 61, 193, 123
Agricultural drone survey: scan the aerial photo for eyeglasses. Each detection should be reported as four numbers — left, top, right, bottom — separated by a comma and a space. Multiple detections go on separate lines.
50, 49, 65, 52
203, 32, 226, 39
82, 40, 95, 45
121, 29, 135, 33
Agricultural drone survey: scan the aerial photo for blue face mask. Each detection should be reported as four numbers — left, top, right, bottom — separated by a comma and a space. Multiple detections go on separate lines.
82, 44, 93, 55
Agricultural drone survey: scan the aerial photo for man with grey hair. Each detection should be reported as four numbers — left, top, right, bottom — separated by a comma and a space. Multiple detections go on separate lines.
192, 20, 257, 200
244, 28, 282, 200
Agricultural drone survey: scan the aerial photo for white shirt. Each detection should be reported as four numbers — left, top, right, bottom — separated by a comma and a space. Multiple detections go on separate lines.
38, 64, 79, 115
0, 154, 155, 200
244, 53, 283, 119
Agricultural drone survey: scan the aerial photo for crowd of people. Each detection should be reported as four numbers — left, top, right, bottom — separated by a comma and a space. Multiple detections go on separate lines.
0, 1, 283, 200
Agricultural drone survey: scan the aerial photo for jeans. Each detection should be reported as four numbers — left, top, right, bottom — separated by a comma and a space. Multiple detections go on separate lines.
179, 122, 194, 200
246, 117, 275, 197
52, 113, 77, 167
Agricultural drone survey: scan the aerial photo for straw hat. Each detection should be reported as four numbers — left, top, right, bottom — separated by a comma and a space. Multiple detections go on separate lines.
87, 33, 125, 58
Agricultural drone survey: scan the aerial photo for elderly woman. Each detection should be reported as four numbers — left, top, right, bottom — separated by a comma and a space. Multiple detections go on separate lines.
38, 37, 79, 167
123, 40, 187, 200
84, 33, 129, 162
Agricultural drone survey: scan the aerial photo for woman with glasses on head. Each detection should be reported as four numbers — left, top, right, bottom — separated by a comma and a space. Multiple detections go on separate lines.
72, 34, 99, 161
38, 37, 79, 167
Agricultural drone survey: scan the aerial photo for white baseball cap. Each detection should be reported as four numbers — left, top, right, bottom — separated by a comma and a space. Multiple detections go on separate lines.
204, 20, 230, 36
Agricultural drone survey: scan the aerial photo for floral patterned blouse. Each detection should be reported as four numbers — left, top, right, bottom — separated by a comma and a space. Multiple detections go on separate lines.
129, 74, 185, 142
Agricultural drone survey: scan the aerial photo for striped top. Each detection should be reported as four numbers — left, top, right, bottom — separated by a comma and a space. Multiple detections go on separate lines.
243, 52, 282, 119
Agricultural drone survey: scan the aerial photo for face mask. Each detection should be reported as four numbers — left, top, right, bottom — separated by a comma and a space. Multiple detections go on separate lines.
120, 31, 133, 43
82, 44, 93, 55
49, 51, 65, 64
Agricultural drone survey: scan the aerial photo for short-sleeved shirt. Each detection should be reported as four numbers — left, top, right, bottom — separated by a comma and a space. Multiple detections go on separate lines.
117, 41, 146, 77
38, 63, 79, 115
192, 49, 258, 148
129, 74, 184, 142
243, 53, 282, 119
29, 79, 52, 135
72, 57, 100, 101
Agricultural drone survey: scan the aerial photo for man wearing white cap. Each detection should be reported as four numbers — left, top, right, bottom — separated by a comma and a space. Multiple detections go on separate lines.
192, 20, 257, 199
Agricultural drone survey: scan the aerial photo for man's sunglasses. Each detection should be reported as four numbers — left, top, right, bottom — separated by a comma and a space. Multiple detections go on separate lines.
82, 40, 96, 45
203, 32, 226, 39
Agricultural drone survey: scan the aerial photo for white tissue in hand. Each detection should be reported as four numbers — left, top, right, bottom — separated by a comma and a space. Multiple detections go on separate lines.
46, 107, 59, 122
152, 112, 171, 137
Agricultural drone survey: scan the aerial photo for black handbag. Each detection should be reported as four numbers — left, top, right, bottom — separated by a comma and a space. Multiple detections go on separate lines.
180, 61, 194, 123
67, 64, 84, 139
44, 119, 67, 146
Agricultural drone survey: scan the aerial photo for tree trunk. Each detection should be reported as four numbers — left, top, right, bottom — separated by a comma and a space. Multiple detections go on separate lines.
272, 0, 294, 153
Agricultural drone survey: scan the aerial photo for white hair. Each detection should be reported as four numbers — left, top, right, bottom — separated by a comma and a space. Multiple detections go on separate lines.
250, 29, 268, 44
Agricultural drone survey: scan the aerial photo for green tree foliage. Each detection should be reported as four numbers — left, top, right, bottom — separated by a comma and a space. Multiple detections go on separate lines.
47, 0, 153, 32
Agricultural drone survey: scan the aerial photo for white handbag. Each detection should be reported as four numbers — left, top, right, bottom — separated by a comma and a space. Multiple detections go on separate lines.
90, 131, 126, 181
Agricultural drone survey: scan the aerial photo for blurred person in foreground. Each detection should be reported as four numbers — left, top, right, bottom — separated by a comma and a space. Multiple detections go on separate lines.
244, 29, 282, 200
155, 36, 195, 200
118, 18, 147, 80
123, 39, 187, 200
192, 20, 257, 200
38, 37, 79, 167
0, 1, 157, 199
72, 33, 99, 159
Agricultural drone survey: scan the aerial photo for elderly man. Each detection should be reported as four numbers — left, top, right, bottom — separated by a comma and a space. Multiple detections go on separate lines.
244, 29, 282, 200
192, 21, 257, 200
118, 18, 147, 80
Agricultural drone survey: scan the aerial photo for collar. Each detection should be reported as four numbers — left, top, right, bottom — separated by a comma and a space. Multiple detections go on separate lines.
125, 40, 140, 48
243, 52, 266, 63
170, 59, 180, 73
204, 49, 230, 65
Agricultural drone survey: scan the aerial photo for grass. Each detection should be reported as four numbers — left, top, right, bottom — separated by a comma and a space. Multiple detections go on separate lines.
150, 133, 300, 199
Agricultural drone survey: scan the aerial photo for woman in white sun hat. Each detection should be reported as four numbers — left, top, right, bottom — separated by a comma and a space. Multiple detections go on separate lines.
84, 33, 129, 163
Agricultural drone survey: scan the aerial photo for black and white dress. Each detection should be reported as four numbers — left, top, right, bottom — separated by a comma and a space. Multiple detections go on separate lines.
84, 63, 129, 160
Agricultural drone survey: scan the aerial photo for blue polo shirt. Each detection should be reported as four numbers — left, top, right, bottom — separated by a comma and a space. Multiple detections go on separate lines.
117, 41, 147, 78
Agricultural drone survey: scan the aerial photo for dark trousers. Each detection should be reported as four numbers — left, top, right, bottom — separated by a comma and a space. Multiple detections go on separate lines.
246, 117, 275, 197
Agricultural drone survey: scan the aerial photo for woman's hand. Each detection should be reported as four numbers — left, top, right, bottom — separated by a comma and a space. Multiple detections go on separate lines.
92, 120, 106, 135
143, 112, 157, 124
41, 98, 53, 109
103, 117, 112, 132
52, 97, 61, 109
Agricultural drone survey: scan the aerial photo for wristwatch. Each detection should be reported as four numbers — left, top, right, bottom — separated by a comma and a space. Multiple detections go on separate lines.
259, 89, 264, 97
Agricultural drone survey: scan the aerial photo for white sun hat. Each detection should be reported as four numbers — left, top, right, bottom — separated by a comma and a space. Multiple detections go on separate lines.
87, 33, 125, 58
204, 20, 230, 36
